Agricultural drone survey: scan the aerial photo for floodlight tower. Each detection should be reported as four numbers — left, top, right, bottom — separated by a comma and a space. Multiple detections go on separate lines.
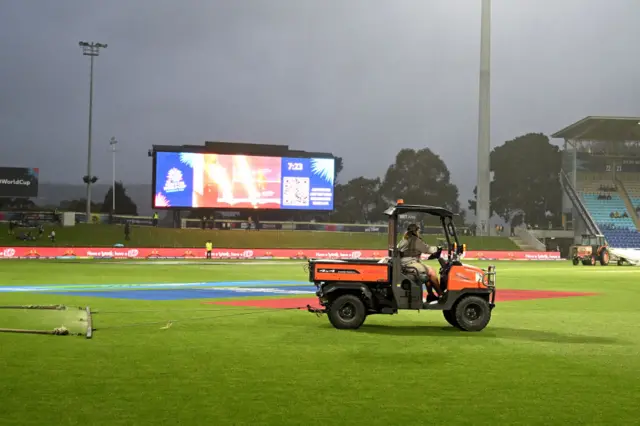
475, 0, 491, 236
79, 41, 108, 221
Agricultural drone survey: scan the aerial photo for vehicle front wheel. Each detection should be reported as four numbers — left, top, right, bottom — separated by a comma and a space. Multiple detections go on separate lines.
453, 295, 491, 332
327, 294, 367, 330
572, 257, 579, 266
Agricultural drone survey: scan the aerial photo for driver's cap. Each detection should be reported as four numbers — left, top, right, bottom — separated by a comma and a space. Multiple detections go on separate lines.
407, 223, 419, 232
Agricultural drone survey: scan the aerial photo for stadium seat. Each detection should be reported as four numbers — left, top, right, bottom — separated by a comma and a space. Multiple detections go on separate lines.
579, 184, 640, 248
581, 193, 634, 228
618, 181, 640, 232
623, 182, 640, 214
597, 227, 640, 248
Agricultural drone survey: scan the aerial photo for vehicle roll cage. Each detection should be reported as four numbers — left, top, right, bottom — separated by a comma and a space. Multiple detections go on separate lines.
383, 202, 465, 263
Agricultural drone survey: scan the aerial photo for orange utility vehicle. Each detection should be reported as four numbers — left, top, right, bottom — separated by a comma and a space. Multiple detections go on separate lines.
306, 201, 497, 331
570, 234, 610, 266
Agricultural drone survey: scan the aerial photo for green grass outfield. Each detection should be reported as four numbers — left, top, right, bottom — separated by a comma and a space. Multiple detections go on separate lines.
0, 223, 520, 250
0, 260, 639, 425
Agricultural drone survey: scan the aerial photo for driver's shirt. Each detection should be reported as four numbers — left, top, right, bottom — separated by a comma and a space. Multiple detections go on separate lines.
397, 236, 432, 265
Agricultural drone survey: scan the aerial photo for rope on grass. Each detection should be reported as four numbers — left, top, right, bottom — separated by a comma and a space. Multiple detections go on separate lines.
0, 304, 314, 336
93, 307, 302, 314
92, 306, 311, 332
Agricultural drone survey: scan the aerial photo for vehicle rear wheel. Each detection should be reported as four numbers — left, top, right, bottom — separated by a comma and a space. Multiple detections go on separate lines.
443, 310, 459, 328
453, 295, 491, 332
600, 249, 609, 266
327, 294, 367, 330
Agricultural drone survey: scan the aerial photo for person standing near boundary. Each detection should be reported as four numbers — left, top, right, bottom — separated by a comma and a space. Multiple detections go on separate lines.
205, 239, 213, 259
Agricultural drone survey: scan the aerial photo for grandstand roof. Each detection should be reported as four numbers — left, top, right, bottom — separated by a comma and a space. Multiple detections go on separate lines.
552, 116, 640, 142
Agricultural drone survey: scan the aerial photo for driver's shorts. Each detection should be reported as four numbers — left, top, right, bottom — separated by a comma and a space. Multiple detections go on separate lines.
402, 260, 432, 275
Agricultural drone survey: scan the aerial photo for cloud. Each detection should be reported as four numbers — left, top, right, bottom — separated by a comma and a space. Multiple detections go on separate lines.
0, 0, 639, 205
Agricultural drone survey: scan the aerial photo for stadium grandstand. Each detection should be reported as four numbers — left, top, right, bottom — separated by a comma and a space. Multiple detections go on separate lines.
554, 116, 640, 248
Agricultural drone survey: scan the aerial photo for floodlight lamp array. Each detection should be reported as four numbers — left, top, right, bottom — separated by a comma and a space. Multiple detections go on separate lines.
79, 41, 107, 56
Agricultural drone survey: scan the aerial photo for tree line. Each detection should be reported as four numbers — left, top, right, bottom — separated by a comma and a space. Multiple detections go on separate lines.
1, 132, 562, 227
331, 132, 562, 228
0, 182, 139, 216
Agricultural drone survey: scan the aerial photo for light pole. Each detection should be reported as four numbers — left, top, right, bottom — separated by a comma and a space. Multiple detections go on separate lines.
109, 137, 118, 213
475, 0, 491, 236
79, 41, 107, 221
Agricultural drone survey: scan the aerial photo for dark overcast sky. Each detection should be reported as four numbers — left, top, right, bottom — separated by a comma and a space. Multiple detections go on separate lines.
1, 0, 639, 203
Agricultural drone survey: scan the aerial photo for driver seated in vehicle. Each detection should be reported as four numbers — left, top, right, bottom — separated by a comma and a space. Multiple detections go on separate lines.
396, 223, 442, 302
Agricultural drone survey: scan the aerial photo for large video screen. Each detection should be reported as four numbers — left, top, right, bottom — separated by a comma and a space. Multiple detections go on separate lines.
153, 152, 335, 210
0, 167, 39, 198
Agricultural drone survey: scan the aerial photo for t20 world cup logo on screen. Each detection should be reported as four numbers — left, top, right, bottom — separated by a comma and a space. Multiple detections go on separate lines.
163, 168, 187, 193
